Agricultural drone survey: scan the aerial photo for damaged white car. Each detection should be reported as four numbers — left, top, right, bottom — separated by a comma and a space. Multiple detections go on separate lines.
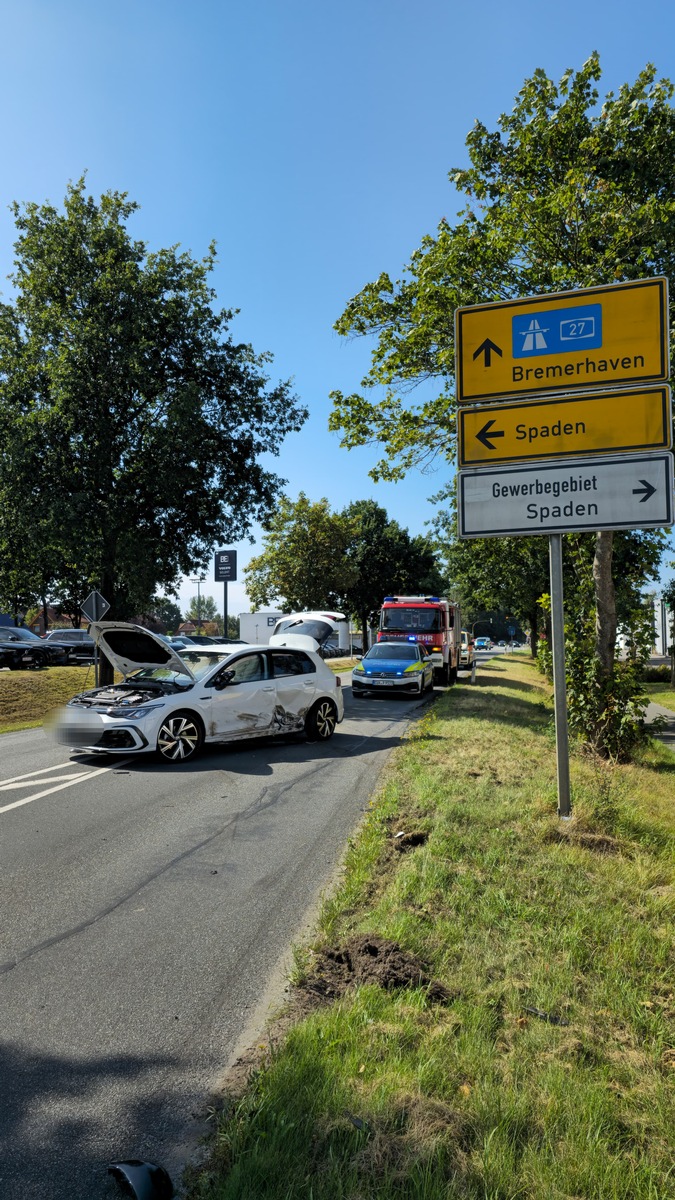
52, 622, 344, 763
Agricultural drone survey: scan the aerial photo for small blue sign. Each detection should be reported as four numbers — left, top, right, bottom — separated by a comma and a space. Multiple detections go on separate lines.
512, 303, 602, 358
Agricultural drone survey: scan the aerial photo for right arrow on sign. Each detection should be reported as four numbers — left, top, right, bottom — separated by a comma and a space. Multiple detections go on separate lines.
632, 479, 657, 502
475, 419, 505, 451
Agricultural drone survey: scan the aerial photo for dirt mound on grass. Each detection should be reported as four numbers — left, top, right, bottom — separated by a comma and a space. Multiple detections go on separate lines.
302, 934, 451, 1004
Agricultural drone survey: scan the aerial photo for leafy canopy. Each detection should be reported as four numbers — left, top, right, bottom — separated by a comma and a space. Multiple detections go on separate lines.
243, 494, 443, 631
0, 179, 307, 618
329, 54, 675, 480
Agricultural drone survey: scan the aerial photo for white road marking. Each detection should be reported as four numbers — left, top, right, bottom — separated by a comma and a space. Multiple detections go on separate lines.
0, 759, 132, 815
0, 760, 89, 786
0, 774, 98, 790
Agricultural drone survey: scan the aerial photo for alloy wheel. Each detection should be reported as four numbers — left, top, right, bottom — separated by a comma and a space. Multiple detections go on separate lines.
157, 713, 202, 761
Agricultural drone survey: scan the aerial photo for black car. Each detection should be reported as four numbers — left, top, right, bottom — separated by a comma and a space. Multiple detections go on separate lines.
42, 628, 96, 663
0, 626, 66, 669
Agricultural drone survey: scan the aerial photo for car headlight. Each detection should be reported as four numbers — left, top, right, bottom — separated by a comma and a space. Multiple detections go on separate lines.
107, 705, 165, 719
352, 665, 364, 675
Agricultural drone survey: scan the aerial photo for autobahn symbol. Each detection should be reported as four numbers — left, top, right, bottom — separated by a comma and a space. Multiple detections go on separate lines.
455, 277, 669, 403
457, 385, 672, 467
457, 452, 674, 539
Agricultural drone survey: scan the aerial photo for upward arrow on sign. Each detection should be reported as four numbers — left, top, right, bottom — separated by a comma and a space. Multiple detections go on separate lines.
472, 338, 502, 367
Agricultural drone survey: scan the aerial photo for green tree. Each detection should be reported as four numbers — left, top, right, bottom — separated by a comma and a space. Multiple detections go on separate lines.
244, 494, 357, 611
0, 179, 306, 677
185, 594, 220, 626
330, 56, 675, 753
342, 499, 444, 649
149, 596, 183, 632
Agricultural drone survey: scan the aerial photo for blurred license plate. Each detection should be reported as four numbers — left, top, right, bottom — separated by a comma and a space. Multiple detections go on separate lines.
372, 679, 390, 686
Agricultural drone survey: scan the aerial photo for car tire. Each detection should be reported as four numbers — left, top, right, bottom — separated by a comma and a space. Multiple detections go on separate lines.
156, 711, 204, 763
305, 698, 338, 741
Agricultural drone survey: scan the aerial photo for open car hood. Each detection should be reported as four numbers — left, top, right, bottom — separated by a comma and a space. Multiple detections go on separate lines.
88, 622, 196, 679
269, 611, 345, 653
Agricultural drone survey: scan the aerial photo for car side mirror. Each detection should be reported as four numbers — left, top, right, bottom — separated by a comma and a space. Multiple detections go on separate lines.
214, 669, 235, 691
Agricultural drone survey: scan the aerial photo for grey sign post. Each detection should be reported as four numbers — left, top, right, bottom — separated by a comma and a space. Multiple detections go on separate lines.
214, 550, 237, 637
81, 591, 110, 687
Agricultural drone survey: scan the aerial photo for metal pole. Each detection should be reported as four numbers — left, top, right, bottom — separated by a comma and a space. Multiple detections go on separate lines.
223, 581, 228, 640
549, 534, 571, 818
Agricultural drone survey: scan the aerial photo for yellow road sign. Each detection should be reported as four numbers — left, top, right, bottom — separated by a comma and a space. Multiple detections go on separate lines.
458, 386, 672, 467
455, 278, 669, 403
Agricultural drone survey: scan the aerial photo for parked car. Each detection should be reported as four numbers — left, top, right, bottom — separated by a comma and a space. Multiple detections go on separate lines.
43, 628, 96, 663
0, 626, 66, 669
52, 622, 345, 763
460, 630, 475, 669
177, 633, 220, 646
351, 641, 434, 697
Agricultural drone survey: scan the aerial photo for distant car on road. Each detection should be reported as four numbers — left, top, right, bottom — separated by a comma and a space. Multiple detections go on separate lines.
460, 630, 475, 669
351, 641, 434, 697
53, 622, 344, 763
474, 637, 490, 651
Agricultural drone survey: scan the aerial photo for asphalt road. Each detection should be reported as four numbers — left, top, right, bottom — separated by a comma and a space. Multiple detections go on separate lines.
0, 675, 440, 1200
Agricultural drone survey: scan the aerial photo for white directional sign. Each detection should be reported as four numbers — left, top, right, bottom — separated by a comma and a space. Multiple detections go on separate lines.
458, 452, 674, 539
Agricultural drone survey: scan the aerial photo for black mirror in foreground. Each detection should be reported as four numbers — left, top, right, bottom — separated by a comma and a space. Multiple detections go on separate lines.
107, 1159, 173, 1199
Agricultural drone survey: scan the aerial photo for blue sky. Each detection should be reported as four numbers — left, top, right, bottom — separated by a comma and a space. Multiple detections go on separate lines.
1, 0, 673, 616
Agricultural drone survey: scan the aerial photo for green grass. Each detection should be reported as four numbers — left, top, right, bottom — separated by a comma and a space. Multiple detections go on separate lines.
644, 682, 675, 712
186, 656, 675, 1199
0, 664, 103, 732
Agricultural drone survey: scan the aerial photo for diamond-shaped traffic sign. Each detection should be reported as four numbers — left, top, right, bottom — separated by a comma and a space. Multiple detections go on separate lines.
82, 590, 110, 623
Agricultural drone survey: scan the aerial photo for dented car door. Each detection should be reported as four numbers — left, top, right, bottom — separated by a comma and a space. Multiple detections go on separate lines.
210, 651, 277, 738
266, 649, 318, 731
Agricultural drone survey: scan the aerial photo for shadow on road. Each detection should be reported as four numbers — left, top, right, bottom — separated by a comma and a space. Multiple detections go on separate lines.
0, 1042, 183, 1200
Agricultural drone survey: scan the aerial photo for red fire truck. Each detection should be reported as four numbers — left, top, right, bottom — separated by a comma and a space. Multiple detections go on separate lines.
377, 595, 462, 685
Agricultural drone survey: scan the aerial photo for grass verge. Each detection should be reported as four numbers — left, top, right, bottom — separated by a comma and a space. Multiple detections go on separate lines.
644, 683, 675, 712
186, 656, 675, 1200
0, 665, 101, 732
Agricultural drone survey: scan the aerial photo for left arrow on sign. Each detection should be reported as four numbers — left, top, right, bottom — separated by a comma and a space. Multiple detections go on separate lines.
476, 419, 505, 451
472, 338, 502, 367
632, 479, 657, 503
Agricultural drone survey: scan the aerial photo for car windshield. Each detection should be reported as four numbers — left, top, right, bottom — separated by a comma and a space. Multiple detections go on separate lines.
273, 618, 334, 643
380, 607, 442, 632
366, 644, 419, 661
130, 651, 231, 683
2, 627, 41, 642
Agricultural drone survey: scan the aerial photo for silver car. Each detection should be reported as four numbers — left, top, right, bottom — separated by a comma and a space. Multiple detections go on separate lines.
53, 622, 344, 763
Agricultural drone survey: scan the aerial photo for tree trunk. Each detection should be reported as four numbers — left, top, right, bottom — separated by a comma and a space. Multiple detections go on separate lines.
528, 609, 539, 658
361, 612, 368, 655
592, 530, 616, 679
